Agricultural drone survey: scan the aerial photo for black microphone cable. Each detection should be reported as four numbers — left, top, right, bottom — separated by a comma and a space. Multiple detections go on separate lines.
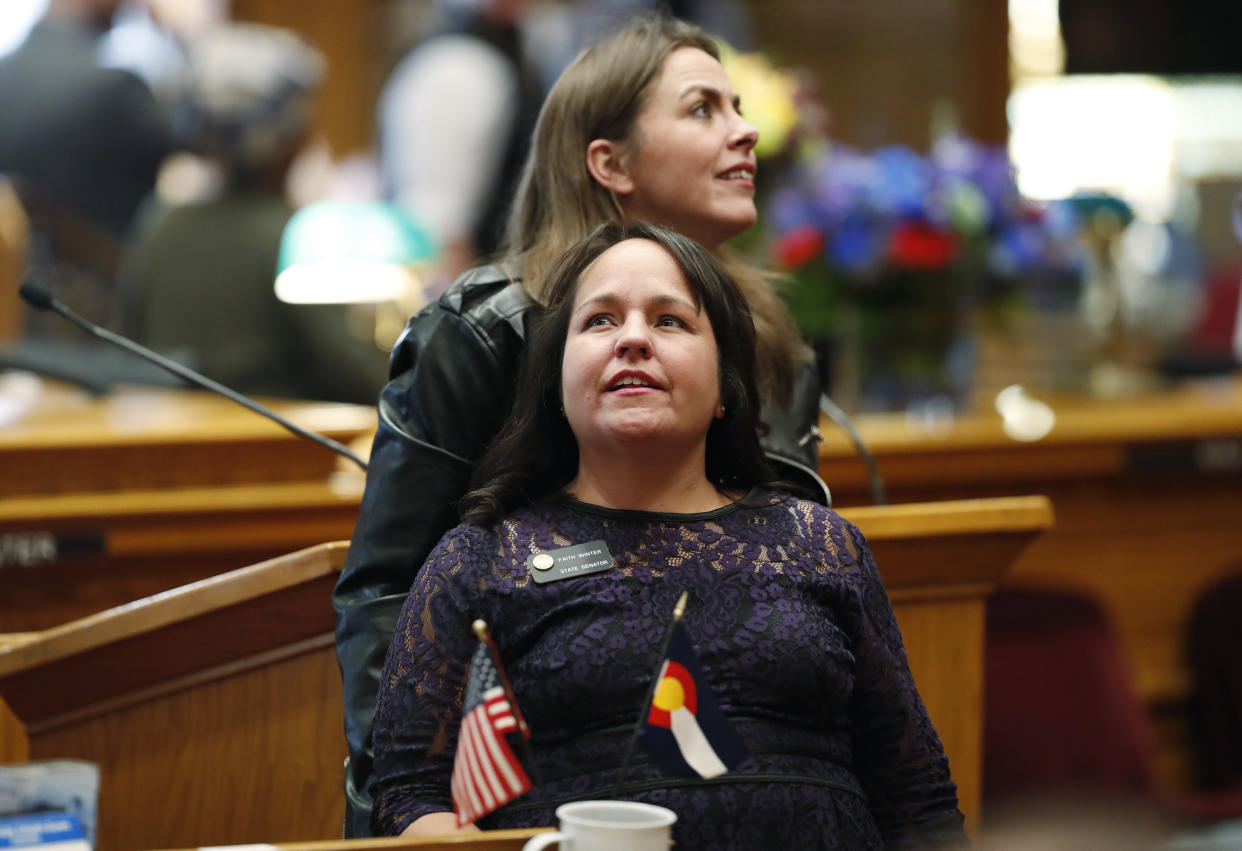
18, 281, 369, 472
819, 393, 887, 506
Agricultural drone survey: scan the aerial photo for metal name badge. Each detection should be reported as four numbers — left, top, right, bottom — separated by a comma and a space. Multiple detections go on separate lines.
527, 540, 615, 584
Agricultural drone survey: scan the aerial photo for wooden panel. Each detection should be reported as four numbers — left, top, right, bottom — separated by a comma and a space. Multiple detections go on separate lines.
231, 0, 383, 156
0, 543, 347, 702
0, 696, 27, 763
844, 496, 1054, 597
0, 544, 349, 851
5, 579, 335, 727
0, 379, 373, 631
0, 486, 362, 631
820, 381, 1242, 456
873, 533, 1039, 600
819, 375, 1242, 795
219, 0, 1013, 158
893, 596, 984, 831
0, 633, 31, 761
0, 380, 375, 498
31, 645, 346, 850
1002, 478, 1242, 704
840, 495, 1054, 538
742, 0, 1009, 148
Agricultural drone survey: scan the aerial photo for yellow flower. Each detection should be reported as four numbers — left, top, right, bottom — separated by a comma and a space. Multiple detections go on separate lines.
719, 45, 799, 159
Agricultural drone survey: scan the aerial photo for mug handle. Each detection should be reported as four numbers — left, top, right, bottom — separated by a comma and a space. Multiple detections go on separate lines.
522, 830, 569, 850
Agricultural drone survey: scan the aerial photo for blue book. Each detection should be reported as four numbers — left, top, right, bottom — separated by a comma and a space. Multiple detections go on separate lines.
0, 812, 89, 849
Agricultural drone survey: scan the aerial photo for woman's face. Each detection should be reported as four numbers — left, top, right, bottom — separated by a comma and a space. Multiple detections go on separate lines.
561, 238, 721, 460
614, 47, 759, 250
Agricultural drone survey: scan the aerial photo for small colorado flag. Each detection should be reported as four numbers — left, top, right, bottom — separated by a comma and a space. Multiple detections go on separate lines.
637, 621, 747, 778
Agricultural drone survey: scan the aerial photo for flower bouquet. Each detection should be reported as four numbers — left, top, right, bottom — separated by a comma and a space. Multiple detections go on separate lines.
724, 50, 1085, 411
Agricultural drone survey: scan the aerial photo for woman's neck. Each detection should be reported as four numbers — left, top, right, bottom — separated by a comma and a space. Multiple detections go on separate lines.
566, 446, 732, 514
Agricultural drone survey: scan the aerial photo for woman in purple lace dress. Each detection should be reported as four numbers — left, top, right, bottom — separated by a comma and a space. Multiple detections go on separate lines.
370, 223, 966, 848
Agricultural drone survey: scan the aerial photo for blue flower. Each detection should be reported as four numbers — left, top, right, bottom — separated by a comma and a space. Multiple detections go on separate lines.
827, 217, 885, 274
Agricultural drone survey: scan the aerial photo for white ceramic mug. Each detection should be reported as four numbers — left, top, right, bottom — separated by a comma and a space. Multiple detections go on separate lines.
521, 800, 677, 851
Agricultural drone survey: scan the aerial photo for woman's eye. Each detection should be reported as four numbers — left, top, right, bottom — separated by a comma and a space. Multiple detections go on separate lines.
656, 315, 686, 328
690, 101, 711, 118
585, 314, 613, 328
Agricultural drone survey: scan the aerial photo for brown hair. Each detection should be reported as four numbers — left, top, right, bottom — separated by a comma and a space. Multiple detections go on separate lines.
501, 14, 809, 403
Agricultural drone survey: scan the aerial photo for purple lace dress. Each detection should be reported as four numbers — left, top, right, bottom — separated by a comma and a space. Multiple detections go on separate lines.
370, 490, 965, 848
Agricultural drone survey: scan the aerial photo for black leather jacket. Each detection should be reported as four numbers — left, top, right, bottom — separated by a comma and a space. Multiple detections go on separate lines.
332, 265, 829, 836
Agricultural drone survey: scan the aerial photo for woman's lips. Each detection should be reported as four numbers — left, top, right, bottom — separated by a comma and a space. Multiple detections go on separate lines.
607, 372, 662, 392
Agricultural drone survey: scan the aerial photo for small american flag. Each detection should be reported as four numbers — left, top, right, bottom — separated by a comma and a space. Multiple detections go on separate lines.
451, 639, 532, 826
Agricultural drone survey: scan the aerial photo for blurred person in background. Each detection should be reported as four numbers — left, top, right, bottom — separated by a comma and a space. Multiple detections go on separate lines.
0, 0, 174, 332
378, 0, 545, 285
119, 23, 390, 404
97, 0, 227, 102
0, 0, 172, 238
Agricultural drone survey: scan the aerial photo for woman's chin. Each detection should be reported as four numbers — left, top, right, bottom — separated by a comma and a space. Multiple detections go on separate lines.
696, 209, 758, 249
605, 422, 672, 445
733, 207, 759, 235
582, 418, 709, 459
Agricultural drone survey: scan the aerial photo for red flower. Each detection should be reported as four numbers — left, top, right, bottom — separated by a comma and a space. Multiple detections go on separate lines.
887, 222, 961, 269
772, 225, 825, 269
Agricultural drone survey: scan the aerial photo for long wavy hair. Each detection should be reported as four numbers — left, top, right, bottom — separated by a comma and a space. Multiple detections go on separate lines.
501, 13, 809, 405
461, 223, 773, 526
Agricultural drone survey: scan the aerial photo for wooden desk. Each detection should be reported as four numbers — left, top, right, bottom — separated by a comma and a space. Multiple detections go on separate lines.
818, 375, 1242, 792
0, 377, 374, 765
0, 377, 375, 630
0, 543, 350, 851
153, 829, 550, 851
0, 499, 1050, 847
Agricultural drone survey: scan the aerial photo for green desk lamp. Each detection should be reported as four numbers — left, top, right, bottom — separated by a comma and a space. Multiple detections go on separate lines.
276, 201, 436, 348
277, 200, 436, 304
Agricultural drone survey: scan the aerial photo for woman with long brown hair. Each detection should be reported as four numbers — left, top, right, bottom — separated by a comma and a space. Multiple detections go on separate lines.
370, 223, 964, 847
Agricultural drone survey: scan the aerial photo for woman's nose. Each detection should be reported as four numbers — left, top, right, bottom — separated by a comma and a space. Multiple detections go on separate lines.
731, 115, 759, 151
615, 316, 652, 357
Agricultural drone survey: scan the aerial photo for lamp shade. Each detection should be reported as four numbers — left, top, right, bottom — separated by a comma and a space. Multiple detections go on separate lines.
276, 201, 436, 304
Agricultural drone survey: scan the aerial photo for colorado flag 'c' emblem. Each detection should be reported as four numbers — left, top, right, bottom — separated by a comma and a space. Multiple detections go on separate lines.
638, 622, 747, 778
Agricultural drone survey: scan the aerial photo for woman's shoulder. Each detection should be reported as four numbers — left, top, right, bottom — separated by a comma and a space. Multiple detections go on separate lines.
745, 488, 843, 523
424, 511, 570, 580
744, 489, 867, 568
417, 520, 509, 588
425, 520, 496, 564
503, 499, 598, 543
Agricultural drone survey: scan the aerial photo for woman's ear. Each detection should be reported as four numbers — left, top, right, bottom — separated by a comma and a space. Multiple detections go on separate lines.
586, 139, 635, 197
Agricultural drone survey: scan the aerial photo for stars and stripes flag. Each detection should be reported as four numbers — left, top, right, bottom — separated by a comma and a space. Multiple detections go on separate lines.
451, 628, 532, 827
636, 619, 748, 779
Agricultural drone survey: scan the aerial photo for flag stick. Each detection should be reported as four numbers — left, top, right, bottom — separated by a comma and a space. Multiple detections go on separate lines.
612, 590, 689, 795
473, 619, 543, 787
474, 619, 530, 739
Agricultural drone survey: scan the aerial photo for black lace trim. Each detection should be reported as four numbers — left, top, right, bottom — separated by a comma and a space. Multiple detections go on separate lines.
555, 487, 766, 523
